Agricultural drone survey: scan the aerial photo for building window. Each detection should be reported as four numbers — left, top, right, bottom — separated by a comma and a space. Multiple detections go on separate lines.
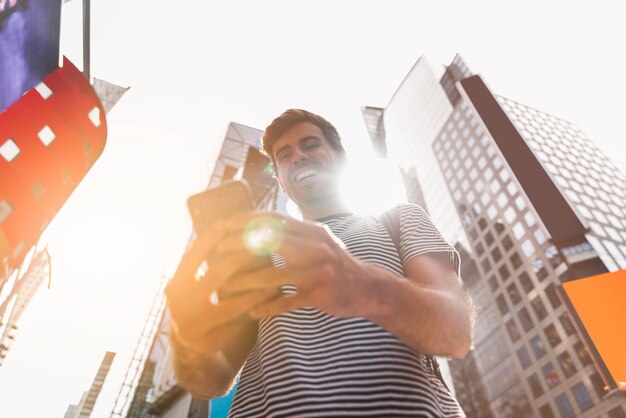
515, 195, 527, 210
506, 318, 521, 342
557, 351, 577, 378
545, 283, 561, 309
513, 222, 525, 239
506, 282, 520, 304
608, 406, 626, 418
518, 307, 534, 332
534, 228, 547, 245
504, 207, 516, 223
491, 247, 502, 263
475, 242, 484, 256
488, 276, 498, 292
481, 257, 491, 272
35, 81, 53, 99
573, 341, 592, 366
496, 294, 509, 315
519, 271, 533, 293
539, 403, 555, 418
0, 199, 13, 224
542, 362, 560, 389
517, 346, 532, 369
544, 324, 562, 348
530, 296, 548, 321
521, 239, 535, 257
0, 138, 20, 162
571, 382, 593, 411
589, 371, 606, 399
531, 335, 547, 359
528, 373, 544, 397
511, 252, 523, 269
485, 231, 494, 246
502, 235, 513, 251
559, 314, 576, 336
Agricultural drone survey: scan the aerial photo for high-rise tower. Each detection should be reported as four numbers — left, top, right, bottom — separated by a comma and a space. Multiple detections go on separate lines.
363, 54, 626, 418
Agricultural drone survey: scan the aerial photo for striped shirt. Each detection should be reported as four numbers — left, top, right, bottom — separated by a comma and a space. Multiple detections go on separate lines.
228, 204, 466, 417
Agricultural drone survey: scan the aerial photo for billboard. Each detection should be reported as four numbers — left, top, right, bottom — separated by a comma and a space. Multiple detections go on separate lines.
561, 269, 626, 391
0, 0, 62, 112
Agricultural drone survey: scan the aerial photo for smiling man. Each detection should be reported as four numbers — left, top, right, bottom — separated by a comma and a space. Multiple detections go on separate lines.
166, 109, 473, 417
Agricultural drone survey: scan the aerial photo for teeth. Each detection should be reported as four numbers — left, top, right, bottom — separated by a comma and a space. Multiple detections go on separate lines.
295, 168, 318, 182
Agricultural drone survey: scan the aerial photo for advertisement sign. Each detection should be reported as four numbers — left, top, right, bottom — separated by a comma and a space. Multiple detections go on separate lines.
0, 0, 62, 112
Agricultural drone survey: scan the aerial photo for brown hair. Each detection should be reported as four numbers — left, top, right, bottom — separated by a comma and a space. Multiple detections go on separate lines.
260, 109, 345, 172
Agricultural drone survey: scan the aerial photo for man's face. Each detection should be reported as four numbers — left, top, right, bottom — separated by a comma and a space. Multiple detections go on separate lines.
272, 122, 345, 205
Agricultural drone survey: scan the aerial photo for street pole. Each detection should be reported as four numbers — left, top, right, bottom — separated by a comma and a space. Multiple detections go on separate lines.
82, 0, 90, 81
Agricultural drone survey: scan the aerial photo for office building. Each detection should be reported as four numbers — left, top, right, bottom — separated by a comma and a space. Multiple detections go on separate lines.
362, 54, 626, 418
114, 122, 286, 418
65, 351, 116, 418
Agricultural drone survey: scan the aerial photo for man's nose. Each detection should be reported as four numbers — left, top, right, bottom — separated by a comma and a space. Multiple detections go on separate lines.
293, 146, 308, 161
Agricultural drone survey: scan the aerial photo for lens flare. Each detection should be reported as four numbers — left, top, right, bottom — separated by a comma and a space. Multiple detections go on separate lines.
243, 216, 284, 255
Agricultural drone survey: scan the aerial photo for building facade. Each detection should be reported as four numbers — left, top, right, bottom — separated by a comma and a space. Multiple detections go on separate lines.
363, 54, 626, 418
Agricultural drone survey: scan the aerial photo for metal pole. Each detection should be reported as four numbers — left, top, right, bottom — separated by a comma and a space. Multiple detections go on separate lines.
82, 0, 90, 81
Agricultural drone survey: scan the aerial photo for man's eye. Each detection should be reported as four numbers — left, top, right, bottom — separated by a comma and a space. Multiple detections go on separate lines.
278, 153, 291, 161
306, 143, 319, 150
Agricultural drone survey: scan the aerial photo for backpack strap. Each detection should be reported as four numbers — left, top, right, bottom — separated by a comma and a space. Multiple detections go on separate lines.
375, 206, 449, 391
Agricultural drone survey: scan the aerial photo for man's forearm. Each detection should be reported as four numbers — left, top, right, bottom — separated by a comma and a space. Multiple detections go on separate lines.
168, 318, 259, 399
359, 264, 472, 358
168, 325, 236, 399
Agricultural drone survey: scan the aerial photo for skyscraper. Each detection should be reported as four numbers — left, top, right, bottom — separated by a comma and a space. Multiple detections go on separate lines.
114, 122, 286, 418
362, 54, 626, 418
65, 351, 116, 418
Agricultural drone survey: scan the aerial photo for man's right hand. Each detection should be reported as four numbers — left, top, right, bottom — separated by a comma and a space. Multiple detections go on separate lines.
165, 217, 279, 353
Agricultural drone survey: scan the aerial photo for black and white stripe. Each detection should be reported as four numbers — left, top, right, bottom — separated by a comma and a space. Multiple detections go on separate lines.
228, 204, 465, 417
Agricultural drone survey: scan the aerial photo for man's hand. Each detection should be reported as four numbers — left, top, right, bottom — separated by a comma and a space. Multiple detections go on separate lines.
215, 212, 370, 320
165, 215, 280, 353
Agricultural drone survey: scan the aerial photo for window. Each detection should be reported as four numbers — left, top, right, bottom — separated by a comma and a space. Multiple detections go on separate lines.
528, 373, 544, 397
485, 232, 494, 246
496, 294, 509, 315
574, 341, 592, 366
475, 242, 484, 256
491, 247, 502, 262
513, 222, 525, 239
504, 207, 516, 223
502, 235, 513, 251
507, 282, 520, 304
608, 406, 626, 418
542, 362, 560, 389
545, 284, 561, 309
515, 195, 527, 210
559, 314, 576, 336
521, 239, 535, 257
0, 199, 13, 224
589, 371, 606, 399
497, 193, 508, 208
534, 228, 547, 245
511, 252, 523, 269
518, 307, 533, 332
0, 138, 20, 162
539, 404, 555, 418
488, 276, 498, 292
481, 257, 491, 272
506, 318, 521, 342
557, 351, 577, 378
545, 324, 562, 347
530, 296, 548, 321
531, 335, 547, 359
517, 346, 532, 368
571, 382, 593, 411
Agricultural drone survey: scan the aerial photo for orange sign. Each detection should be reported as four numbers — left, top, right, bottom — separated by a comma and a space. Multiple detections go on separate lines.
562, 269, 626, 390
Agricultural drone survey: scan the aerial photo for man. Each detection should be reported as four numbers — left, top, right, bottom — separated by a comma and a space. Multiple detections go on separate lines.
166, 109, 473, 417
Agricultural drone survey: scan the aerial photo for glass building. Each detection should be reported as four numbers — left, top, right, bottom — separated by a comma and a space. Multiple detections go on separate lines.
363, 54, 626, 418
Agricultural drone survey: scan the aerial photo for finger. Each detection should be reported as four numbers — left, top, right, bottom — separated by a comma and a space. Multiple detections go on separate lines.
198, 249, 261, 293
206, 288, 279, 328
248, 293, 305, 319
221, 265, 296, 293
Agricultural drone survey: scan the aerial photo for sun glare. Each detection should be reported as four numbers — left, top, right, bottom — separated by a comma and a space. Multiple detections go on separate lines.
340, 153, 407, 215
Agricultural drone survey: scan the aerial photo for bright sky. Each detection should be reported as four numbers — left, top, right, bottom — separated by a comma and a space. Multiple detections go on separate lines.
0, 1, 625, 417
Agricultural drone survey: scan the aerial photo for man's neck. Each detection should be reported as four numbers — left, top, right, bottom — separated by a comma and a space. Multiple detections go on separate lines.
298, 195, 351, 221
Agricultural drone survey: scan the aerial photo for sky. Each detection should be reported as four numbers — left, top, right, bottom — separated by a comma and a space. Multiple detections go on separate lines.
0, 1, 625, 417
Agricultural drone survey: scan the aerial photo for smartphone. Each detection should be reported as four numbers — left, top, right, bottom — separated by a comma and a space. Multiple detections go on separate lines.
187, 179, 273, 305
188, 179, 254, 236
